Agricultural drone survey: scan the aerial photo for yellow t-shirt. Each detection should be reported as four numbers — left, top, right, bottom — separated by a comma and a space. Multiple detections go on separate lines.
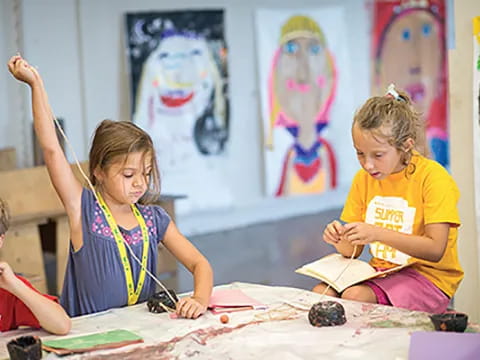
341, 153, 464, 297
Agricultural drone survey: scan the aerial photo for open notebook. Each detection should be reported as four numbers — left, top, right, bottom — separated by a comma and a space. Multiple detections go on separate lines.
295, 253, 411, 293
208, 288, 267, 314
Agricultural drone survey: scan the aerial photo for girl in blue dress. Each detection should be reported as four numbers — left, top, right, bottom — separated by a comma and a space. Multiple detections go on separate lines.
8, 55, 213, 318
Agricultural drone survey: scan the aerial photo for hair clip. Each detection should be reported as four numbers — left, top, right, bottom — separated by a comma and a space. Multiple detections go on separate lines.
385, 83, 406, 102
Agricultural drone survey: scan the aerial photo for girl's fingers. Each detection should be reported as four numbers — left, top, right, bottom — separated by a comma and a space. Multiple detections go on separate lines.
344, 230, 355, 243
323, 231, 337, 244
192, 307, 203, 319
188, 305, 197, 319
343, 225, 357, 236
332, 221, 344, 235
326, 224, 339, 239
182, 302, 192, 318
329, 234, 339, 243
175, 297, 206, 319
7, 55, 19, 66
176, 299, 187, 315
7, 58, 16, 72
176, 298, 194, 318
185, 302, 197, 319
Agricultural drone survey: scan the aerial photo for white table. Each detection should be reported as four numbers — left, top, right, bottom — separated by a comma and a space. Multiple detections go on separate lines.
1, 282, 477, 360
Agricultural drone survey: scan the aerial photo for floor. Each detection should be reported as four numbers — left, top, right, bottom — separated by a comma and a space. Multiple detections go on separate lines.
177, 208, 343, 293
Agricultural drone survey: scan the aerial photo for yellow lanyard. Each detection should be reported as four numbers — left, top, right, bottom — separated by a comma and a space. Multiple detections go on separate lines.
96, 192, 150, 305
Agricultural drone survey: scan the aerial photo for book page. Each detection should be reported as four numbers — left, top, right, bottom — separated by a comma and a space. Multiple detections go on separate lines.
296, 254, 377, 292
296, 253, 411, 292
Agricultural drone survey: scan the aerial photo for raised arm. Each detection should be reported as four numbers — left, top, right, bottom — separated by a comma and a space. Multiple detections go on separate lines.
8, 56, 83, 250
0, 262, 71, 335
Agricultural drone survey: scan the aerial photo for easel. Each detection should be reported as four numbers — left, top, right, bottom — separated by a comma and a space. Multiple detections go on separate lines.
0, 162, 179, 295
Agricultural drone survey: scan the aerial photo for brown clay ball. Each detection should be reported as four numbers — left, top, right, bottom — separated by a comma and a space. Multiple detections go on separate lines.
220, 314, 229, 324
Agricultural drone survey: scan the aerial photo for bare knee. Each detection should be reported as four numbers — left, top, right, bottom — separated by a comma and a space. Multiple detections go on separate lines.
312, 283, 339, 298
341, 285, 376, 303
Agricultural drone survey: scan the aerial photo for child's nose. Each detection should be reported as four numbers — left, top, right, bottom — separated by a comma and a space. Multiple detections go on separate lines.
364, 158, 374, 170
133, 175, 145, 187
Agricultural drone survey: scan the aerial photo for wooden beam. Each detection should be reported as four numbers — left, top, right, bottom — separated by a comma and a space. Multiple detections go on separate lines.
0, 147, 16, 171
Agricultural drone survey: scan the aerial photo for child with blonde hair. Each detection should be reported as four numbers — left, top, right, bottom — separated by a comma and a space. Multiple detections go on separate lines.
313, 85, 463, 313
8, 55, 213, 318
0, 198, 71, 334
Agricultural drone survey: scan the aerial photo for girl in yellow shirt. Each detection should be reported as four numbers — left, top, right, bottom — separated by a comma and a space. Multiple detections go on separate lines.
312, 85, 463, 313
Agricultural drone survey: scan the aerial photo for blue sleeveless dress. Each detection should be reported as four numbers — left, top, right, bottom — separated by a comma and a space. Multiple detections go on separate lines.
60, 188, 171, 317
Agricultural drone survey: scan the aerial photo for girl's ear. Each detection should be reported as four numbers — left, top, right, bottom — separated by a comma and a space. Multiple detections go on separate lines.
402, 138, 415, 152
0, 234, 4, 249
93, 167, 104, 185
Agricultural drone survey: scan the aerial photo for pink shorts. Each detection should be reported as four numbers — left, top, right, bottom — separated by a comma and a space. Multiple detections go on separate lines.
364, 267, 450, 313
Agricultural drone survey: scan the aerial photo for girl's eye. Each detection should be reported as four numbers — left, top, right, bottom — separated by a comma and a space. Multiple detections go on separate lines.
124, 174, 134, 178
356, 152, 364, 157
375, 153, 383, 158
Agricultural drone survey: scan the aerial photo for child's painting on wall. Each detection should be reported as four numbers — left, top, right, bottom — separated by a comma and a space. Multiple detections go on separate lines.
255, 7, 357, 199
372, 0, 449, 168
125, 10, 232, 214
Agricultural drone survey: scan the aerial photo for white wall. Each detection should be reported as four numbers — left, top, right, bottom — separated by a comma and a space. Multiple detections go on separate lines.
0, 0, 28, 166
449, 0, 480, 323
0, 0, 370, 235
0, 0, 10, 148
21, 0, 87, 163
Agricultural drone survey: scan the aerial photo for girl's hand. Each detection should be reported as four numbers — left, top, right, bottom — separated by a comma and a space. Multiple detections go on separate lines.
7, 55, 39, 86
175, 296, 207, 319
343, 222, 380, 245
0, 261, 21, 292
323, 220, 345, 245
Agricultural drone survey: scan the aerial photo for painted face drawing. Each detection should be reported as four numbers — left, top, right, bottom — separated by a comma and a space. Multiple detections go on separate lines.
275, 37, 331, 146
374, 2, 448, 167
377, 10, 442, 117
268, 15, 337, 196
134, 30, 227, 156
148, 33, 214, 118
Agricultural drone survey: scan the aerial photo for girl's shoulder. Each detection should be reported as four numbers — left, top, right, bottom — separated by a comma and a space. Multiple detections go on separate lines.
136, 203, 172, 242
413, 155, 453, 180
412, 155, 459, 192
136, 203, 171, 225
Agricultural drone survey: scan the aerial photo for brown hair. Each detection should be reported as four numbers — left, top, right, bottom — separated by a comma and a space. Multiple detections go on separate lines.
89, 120, 160, 204
0, 198, 10, 235
353, 87, 427, 167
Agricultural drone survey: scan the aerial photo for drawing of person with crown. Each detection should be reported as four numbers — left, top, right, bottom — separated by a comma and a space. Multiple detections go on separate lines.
372, 0, 449, 168
267, 15, 337, 196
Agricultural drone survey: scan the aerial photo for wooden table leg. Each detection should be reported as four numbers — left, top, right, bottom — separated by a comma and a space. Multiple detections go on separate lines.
55, 215, 70, 296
